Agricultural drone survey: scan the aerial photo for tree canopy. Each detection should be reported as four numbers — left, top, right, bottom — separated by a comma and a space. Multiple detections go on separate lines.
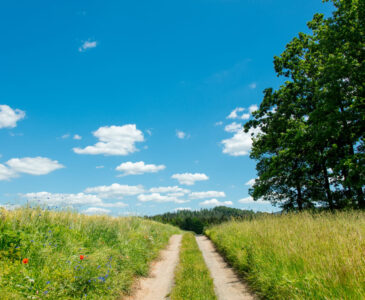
245, 0, 364, 210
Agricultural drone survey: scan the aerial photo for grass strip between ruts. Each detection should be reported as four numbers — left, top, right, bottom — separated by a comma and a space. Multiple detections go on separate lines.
170, 232, 217, 300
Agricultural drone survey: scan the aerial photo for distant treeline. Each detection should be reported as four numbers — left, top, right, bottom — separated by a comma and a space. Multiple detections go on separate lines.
148, 206, 266, 234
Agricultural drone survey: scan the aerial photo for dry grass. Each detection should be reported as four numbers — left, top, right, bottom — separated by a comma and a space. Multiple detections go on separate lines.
206, 211, 365, 300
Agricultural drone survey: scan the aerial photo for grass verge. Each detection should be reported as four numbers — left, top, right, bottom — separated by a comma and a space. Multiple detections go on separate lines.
0, 207, 179, 299
170, 232, 216, 300
205, 211, 365, 300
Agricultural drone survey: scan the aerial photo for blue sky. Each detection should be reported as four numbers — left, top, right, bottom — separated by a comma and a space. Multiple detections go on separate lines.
0, 0, 334, 216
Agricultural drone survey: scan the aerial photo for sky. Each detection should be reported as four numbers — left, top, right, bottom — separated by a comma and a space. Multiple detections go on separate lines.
0, 0, 334, 216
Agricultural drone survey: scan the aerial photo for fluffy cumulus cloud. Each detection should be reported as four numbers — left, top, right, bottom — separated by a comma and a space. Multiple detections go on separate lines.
249, 104, 258, 114
176, 130, 188, 139
226, 105, 257, 120
238, 196, 266, 204
227, 107, 244, 119
23, 192, 103, 206
116, 161, 165, 176
6, 157, 64, 175
245, 178, 256, 187
73, 125, 144, 156
171, 173, 209, 186
0, 105, 25, 129
73, 134, 82, 140
0, 164, 17, 181
78, 40, 97, 52
84, 183, 144, 199
149, 186, 190, 194
189, 191, 226, 199
99, 201, 127, 208
82, 207, 110, 215
224, 122, 242, 133
137, 193, 187, 203
222, 127, 261, 156
199, 199, 233, 206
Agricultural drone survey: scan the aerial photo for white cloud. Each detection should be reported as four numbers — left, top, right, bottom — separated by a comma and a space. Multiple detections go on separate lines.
241, 113, 250, 120
189, 191, 226, 199
199, 199, 233, 206
6, 157, 64, 175
73, 134, 82, 140
61, 134, 70, 139
224, 122, 242, 133
23, 192, 103, 206
176, 130, 188, 139
245, 178, 256, 187
227, 107, 244, 119
215, 121, 223, 126
149, 186, 190, 194
138, 193, 187, 203
0, 105, 25, 129
0, 164, 18, 181
249, 104, 258, 114
96, 165, 104, 169
249, 82, 257, 89
84, 183, 144, 199
116, 161, 165, 176
73, 125, 144, 156
99, 201, 128, 208
78, 40, 97, 52
238, 196, 266, 204
82, 207, 110, 215
222, 127, 261, 156
171, 173, 209, 186
0, 204, 20, 210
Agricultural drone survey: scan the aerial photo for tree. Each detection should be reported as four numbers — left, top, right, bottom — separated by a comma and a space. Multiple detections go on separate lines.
245, 0, 365, 210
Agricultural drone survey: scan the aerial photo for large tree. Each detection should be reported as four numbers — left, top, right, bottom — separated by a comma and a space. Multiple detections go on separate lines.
245, 0, 365, 210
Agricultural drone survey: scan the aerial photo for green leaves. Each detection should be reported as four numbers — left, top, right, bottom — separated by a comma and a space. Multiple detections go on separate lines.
246, 0, 364, 210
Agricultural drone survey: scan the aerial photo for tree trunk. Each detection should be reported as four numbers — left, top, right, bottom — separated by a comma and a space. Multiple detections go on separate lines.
322, 164, 334, 210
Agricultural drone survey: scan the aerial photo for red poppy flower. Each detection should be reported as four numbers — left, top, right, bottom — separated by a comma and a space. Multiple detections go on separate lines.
80, 255, 84, 260
22, 258, 29, 264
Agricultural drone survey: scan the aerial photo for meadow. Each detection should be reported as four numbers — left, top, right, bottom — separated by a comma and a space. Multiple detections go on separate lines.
206, 211, 365, 300
0, 207, 179, 299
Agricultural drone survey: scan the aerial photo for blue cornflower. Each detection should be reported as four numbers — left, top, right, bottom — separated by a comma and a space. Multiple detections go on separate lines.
44, 291, 48, 295
46, 281, 50, 284
97, 265, 100, 269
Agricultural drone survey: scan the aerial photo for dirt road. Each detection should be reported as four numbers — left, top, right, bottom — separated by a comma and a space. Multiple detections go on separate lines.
196, 235, 257, 300
124, 234, 182, 300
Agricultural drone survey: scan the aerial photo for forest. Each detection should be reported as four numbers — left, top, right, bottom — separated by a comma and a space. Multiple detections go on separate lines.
148, 206, 264, 233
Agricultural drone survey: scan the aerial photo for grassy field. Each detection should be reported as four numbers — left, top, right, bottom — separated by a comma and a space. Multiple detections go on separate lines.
170, 233, 216, 300
0, 207, 179, 299
206, 211, 365, 300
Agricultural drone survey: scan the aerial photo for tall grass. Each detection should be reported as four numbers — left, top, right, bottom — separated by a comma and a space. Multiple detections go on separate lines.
170, 233, 216, 300
0, 207, 179, 299
206, 211, 365, 300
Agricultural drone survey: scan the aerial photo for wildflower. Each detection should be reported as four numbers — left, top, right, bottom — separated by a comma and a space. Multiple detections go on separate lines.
44, 291, 48, 295
80, 255, 85, 260
22, 258, 29, 264
46, 281, 50, 284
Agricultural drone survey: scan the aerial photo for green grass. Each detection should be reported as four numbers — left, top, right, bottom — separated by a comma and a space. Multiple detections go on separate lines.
0, 207, 179, 299
170, 232, 216, 300
206, 211, 365, 300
